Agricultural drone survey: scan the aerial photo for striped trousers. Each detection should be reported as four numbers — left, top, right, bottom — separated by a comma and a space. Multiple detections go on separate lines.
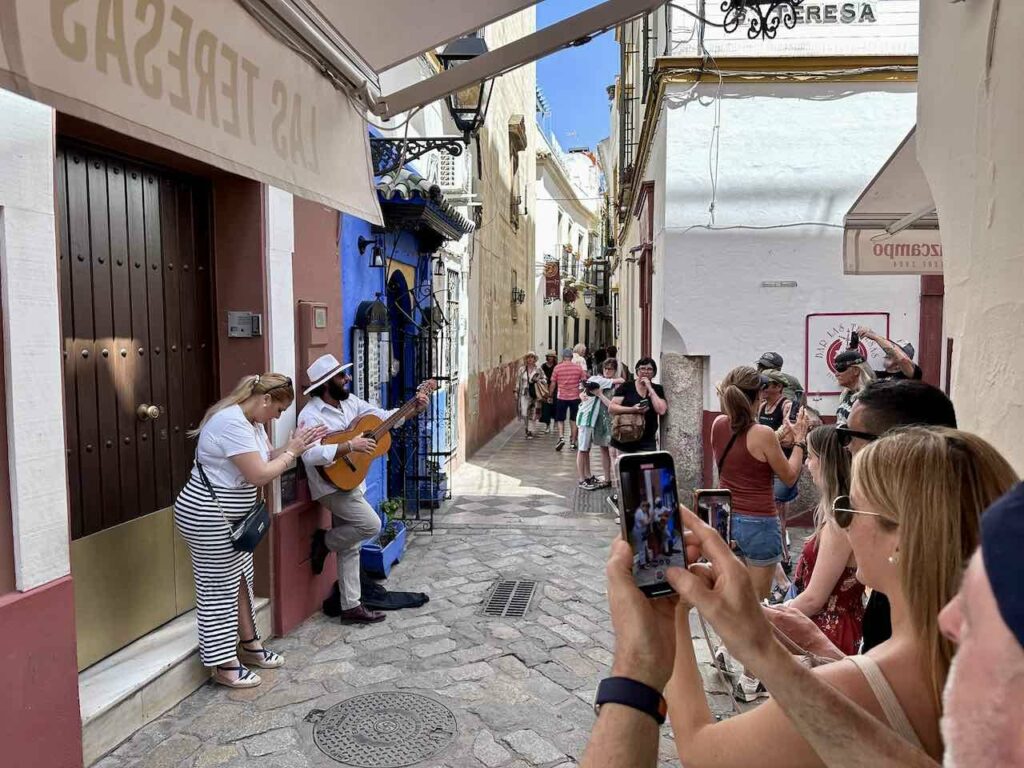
174, 476, 260, 666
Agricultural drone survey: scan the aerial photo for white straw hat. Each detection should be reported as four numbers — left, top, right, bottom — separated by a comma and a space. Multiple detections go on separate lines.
304, 354, 353, 395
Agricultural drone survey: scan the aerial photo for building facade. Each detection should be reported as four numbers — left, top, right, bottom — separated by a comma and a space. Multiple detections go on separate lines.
534, 129, 605, 357
609, 1, 925, 491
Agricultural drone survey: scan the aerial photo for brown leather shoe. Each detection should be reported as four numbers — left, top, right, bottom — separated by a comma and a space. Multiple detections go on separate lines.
338, 604, 386, 624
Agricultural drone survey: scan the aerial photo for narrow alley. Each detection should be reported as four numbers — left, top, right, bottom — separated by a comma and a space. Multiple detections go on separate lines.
93, 424, 739, 768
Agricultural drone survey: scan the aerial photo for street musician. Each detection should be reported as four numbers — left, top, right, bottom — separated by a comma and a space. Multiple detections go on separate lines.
298, 354, 428, 624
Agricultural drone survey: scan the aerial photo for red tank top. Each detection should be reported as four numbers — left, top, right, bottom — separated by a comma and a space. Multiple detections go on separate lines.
712, 417, 776, 517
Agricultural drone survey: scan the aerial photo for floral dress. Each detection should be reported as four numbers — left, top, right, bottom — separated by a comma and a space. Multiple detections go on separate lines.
791, 535, 866, 656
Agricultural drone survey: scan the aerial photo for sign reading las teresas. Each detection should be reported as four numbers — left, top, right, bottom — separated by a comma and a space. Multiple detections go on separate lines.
0, 0, 381, 223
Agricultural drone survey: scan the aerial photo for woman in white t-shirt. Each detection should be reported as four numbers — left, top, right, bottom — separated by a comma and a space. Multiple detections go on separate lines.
174, 373, 326, 688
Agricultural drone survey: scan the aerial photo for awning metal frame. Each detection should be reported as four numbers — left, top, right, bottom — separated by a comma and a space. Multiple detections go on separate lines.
366, 0, 665, 119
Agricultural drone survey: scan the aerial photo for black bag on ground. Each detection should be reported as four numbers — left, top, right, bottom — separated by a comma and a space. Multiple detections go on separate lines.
322, 576, 430, 616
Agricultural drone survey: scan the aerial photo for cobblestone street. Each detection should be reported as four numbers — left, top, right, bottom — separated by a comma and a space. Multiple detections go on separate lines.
96, 424, 740, 768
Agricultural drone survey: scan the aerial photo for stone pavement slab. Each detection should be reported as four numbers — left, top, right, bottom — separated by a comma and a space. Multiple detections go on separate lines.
96, 422, 753, 768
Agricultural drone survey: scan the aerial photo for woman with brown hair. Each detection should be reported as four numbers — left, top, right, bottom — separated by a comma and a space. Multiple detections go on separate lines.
175, 374, 326, 688
713, 365, 809, 600
663, 426, 1018, 766
784, 425, 864, 655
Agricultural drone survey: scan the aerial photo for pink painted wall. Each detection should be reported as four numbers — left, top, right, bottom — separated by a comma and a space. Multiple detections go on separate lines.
272, 197, 343, 636
466, 361, 519, 456
0, 577, 83, 768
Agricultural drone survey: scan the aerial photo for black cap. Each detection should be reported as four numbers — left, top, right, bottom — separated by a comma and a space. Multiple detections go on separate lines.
834, 350, 866, 373
757, 352, 784, 370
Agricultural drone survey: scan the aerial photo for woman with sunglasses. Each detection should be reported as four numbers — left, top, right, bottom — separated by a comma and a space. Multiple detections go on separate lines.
712, 366, 809, 600
663, 426, 1017, 766
175, 373, 326, 688
783, 426, 865, 655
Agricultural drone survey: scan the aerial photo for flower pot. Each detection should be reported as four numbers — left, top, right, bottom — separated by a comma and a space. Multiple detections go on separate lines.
360, 517, 407, 578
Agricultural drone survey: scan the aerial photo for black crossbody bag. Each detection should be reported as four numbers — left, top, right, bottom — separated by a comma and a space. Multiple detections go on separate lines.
196, 462, 270, 553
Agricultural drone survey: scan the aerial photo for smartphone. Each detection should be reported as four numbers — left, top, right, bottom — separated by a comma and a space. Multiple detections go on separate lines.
694, 489, 733, 544
635, 398, 651, 411
617, 451, 686, 598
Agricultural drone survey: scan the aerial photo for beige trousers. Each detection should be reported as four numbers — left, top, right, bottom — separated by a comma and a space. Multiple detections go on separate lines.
319, 488, 382, 610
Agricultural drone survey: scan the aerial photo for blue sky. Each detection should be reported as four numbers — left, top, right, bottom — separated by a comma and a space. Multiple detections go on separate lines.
535, 0, 618, 151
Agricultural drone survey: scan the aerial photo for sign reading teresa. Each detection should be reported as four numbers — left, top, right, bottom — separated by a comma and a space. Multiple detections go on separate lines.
794, 3, 878, 24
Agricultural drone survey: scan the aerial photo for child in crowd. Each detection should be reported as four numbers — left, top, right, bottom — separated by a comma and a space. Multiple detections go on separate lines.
575, 358, 624, 490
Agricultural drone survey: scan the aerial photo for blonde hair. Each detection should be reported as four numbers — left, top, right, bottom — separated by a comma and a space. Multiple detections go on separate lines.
853, 426, 1018, 705
807, 425, 851, 535
718, 365, 761, 434
845, 362, 875, 394
189, 373, 294, 437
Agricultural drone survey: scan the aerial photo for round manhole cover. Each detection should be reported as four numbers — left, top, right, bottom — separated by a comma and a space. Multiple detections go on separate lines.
311, 692, 457, 767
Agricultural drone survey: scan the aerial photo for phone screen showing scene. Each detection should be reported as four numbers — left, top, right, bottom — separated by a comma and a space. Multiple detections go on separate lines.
696, 492, 732, 543
620, 460, 685, 592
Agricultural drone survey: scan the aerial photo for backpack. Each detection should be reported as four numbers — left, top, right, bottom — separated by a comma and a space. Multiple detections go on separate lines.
612, 411, 645, 443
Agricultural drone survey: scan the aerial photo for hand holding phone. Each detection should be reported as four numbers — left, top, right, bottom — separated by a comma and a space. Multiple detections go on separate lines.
617, 451, 686, 598
694, 489, 733, 548
635, 398, 651, 412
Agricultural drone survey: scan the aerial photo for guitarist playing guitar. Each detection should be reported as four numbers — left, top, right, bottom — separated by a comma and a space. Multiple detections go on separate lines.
297, 354, 430, 624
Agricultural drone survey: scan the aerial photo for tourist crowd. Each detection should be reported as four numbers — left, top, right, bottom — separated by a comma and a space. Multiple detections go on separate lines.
571, 327, 1023, 767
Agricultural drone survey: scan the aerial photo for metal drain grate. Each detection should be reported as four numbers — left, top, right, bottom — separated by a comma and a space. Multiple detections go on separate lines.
306, 692, 457, 767
482, 579, 537, 617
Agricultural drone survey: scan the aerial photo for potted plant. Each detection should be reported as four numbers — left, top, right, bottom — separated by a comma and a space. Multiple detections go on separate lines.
360, 499, 408, 578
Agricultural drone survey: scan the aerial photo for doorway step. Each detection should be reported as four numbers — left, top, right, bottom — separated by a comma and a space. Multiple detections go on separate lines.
79, 598, 271, 766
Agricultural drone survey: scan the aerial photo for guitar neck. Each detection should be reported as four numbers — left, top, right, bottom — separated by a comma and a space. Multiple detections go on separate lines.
371, 396, 421, 438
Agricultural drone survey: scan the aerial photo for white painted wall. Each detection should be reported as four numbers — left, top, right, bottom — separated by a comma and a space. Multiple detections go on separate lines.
658, 80, 920, 414
0, 89, 70, 590
668, 0, 918, 58
917, 0, 1024, 471
264, 186, 295, 512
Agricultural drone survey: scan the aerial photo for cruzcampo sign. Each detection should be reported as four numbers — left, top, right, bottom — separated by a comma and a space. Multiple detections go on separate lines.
0, 0, 382, 223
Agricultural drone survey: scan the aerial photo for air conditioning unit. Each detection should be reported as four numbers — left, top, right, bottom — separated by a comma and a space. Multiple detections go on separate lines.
438, 152, 467, 193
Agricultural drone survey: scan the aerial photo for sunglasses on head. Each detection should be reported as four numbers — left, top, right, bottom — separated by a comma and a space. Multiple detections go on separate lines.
835, 425, 879, 447
832, 495, 891, 529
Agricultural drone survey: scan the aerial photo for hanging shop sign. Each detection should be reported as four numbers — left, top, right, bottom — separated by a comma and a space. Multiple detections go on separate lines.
843, 229, 943, 275
0, 0, 381, 222
544, 260, 561, 301
805, 312, 890, 396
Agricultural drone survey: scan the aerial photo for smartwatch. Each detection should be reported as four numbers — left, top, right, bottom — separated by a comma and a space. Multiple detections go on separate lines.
593, 677, 667, 725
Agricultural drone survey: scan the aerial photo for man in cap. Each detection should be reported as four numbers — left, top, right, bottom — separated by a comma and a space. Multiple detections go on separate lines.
581, 483, 1024, 767
833, 349, 869, 427
857, 326, 923, 381
299, 354, 428, 624
755, 352, 804, 403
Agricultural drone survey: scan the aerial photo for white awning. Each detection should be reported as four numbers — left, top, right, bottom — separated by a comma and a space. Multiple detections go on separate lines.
843, 127, 943, 276
0, 0, 382, 221
258, 0, 665, 119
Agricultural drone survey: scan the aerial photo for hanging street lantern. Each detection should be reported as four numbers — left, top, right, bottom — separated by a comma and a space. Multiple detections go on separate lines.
434, 256, 446, 276
370, 35, 494, 177
583, 289, 596, 310
358, 234, 386, 268
722, 0, 805, 40
437, 35, 495, 139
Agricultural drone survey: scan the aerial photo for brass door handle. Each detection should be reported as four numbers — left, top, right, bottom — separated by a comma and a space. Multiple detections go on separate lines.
137, 404, 162, 421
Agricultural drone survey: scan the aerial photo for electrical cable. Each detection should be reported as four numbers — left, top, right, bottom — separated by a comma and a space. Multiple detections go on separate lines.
669, 1, 728, 28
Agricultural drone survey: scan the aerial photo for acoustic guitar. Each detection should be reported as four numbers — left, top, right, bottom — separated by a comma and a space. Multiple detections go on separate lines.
318, 380, 438, 491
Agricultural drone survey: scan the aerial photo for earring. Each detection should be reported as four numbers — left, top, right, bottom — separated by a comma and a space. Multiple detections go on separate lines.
888, 552, 900, 565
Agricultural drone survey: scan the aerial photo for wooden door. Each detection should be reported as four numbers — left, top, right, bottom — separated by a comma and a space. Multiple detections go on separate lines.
57, 143, 215, 539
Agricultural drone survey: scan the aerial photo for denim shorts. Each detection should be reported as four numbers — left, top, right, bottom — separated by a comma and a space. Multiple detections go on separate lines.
773, 476, 800, 504
731, 513, 784, 567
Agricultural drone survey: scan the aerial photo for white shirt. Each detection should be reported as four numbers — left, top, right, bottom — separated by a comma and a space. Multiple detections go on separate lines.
191, 405, 270, 488
297, 395, 400, 500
